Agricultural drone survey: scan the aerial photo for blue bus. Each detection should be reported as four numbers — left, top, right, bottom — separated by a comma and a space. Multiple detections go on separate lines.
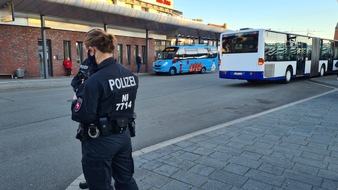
153, 44, 219, 75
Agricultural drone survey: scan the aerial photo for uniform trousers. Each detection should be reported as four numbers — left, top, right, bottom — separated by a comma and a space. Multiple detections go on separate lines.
81, 129, 138, 190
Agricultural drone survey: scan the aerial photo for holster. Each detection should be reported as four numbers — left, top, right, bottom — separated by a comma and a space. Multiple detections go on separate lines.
75, 123, 87, 142
128, 119, 136, 137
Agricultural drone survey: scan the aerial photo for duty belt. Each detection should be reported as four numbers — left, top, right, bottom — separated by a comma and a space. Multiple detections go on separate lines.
86, 118, 128, 138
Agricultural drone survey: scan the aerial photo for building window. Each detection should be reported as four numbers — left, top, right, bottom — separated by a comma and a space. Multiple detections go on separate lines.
126, 45, 131, 65
134, 45, 138, 64
76, 41, 84, 65
117, 44, 123, 64
63, 41, 71, 60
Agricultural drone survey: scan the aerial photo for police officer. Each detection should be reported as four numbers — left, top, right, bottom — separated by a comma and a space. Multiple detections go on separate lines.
71, 28, 139, 190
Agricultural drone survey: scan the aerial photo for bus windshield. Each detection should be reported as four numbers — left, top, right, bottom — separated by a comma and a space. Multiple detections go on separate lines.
222, 31, 259, 54
159, 47, 178, 60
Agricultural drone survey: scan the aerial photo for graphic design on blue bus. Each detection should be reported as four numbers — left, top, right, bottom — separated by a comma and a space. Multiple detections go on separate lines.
153, 45, 219, 75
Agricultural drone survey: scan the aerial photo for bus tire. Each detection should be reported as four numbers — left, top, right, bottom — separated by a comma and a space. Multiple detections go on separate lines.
284, 68, 292, 84
169, 68, 176, 75
319, 65, 325, 77
200, 67, 206, 74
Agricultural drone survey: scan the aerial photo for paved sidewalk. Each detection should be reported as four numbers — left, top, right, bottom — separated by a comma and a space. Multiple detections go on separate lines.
63, 75, 338, 190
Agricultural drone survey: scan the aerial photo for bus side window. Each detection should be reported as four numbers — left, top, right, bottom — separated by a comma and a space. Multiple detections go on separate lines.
176, 48, 185, 60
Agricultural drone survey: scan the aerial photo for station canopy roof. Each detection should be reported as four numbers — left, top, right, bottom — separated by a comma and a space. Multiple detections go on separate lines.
8, 0, 227, 40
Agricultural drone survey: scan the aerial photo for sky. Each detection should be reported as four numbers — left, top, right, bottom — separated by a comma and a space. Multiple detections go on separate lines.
174, 0, 338, 39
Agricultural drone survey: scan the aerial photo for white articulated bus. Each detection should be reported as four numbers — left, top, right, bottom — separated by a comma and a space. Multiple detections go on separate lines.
219, 28, 338, 83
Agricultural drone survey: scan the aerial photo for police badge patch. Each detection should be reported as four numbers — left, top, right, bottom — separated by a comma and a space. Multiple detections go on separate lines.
74, 98, 83, 112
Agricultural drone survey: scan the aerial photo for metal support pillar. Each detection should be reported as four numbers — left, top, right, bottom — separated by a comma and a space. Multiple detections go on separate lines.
40, 15, 48, 79
145, 29, 149, 72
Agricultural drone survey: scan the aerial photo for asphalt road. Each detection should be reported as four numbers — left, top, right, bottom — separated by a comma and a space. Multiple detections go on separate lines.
0, 72, 333, 189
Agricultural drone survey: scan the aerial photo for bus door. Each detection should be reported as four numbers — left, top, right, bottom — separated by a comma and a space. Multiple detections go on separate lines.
296, 42, 307, 75
327, 41, 334, 72
310, 38, 320, 76
176, 48, 188, 73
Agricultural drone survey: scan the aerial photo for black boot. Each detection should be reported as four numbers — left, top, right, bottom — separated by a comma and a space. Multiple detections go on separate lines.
79, 181, 89, 189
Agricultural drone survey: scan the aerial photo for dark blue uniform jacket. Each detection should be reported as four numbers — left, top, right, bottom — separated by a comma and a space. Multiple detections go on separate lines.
71, 57, 138, 125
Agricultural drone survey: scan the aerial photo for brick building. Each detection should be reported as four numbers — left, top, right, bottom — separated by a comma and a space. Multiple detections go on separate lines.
0, 0, 224, 78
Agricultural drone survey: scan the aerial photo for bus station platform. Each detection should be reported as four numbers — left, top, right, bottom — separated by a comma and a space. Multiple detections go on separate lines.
65, 74, 338, 190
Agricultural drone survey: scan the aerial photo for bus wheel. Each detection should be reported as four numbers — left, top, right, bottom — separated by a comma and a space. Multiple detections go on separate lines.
319, 65, 325, 77
200, 67, 206, 74
284, 68, 292, 84
169, 68, 176, 75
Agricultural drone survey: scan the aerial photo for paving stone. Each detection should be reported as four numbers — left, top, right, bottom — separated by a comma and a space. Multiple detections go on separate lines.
183, 144, 201, 152
196, 141, 219, 149
272, 145, 303, 158
281, 179, 312, 190
189, 163, 215, 176
301, 151, 325, 161
134, 168, 153, 181
224, 163, 249, 175
230, 156, 262, 169
330, 150, 338, 158
160, 179, 193, 190
292, 156, 327, 169
324, 155, 338, 165
292, 163, 319, 176
176, 152, 201, 161
191, 146, 215, 156
242, 179, 274, 190
258, 134, 282, 144
281, 135, 308, 146
152, 144, 183, 156
328, 163, 338, 172
240, 151, 262, 161
171, 170, 208, 187
208, 151, 233, 162
160, 157, 196, 170
282, 169, 323, 187
245, 169, 284, 186
136, 180, 154, 190
258, 163, 285, 175
309, 134, 334, 144
153, 163, 179, 177
300, 142, 330, 155
210, 169, 248, 188
141, 173, 172, 188
279, 141, 301, 150
195, 156, 228, 169
318, 169, 338, 181
259, 155, 294, 169
140, 160, 163, 171
140, 151, 165, 161
243, 145, 273, 156
216, 145, 243, 155
226, 141, 248, 149
322, 179, 338, 190
252, 141, 274, 149
134, 157, 149, 167
208, 135, 231, 146
201, 179, 232, 190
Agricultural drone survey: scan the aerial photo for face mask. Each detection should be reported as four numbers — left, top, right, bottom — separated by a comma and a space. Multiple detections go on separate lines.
87, 50, 97, 65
